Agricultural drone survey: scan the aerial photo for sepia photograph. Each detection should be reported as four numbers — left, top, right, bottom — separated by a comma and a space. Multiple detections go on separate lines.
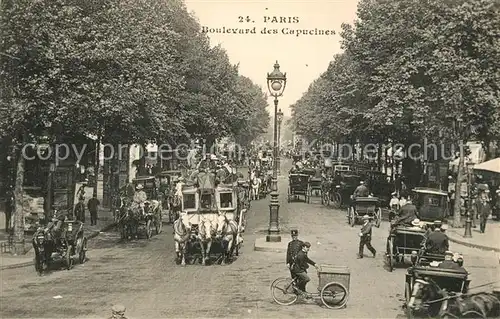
0, 0, 499, 318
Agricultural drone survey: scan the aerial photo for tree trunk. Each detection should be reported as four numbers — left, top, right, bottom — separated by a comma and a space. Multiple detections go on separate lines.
12, 141, 26, 255
453, 150, 464, 228
93, 137, 100, 197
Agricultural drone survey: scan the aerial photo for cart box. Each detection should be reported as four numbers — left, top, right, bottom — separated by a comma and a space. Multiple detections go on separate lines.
318, 265, 350, 292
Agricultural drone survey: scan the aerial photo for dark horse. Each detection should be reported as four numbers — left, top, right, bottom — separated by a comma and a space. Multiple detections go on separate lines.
117, 198, 140, 240
407, 277, 500, 318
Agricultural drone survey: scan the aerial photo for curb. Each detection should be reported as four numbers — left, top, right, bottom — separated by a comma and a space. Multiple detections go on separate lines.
448, 235, 500, 253
0, 222, 116, 271
254, 245, 286, 253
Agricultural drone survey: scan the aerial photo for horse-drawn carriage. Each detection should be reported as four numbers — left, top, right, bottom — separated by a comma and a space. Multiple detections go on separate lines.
157, 170, 182, 223
386, 188, 448, 271
118, 176, 163, 240
32, 217, 87, 274
174, 173, 243, 266
347, 197, 382, 227
337, 173, 362, 207
300, 168, 322, 199
288, 173, 310, 203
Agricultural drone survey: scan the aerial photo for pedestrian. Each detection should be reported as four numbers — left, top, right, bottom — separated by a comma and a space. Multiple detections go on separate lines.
74, 198, 85, 223
358, 215, 376, 259
290, 242, 319, 296
286, 228, 304, 276
476, 190, 491, 233
87, 194, 100, 226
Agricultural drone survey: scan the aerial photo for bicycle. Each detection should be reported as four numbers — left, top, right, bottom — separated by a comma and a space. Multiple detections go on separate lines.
270, 267, 349, 309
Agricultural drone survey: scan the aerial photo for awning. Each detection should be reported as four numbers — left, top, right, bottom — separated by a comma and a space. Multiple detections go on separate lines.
473, 157, 500, 174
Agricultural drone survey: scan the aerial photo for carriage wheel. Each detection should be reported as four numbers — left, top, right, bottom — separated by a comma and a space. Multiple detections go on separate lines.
349, 208, 356, 227
34, 255, 44, 275
77, 237, 87, 264
156, 212, 163, 234
320, 282, 349, 309
146, 220, 153, 239
322, 190, 330, 206
387, 238, 395, 272
270, 278, 298, 306
375, 208, 381, 228
332, 193, 341, 209
66, 245, 74, 270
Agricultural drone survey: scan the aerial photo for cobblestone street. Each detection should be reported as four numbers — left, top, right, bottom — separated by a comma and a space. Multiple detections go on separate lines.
0, 160, 498, 318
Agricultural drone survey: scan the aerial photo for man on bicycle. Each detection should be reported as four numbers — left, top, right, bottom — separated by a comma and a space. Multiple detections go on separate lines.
291, 242, 320, 296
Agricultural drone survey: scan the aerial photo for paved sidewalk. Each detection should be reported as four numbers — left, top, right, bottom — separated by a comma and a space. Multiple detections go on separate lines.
446, 221, 500, 252
0, 207, 115, 270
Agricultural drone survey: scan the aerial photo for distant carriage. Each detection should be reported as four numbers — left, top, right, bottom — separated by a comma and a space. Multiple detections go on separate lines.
288, 173, 310, 203
157, 170, 182, 224
347, 197, 382, 227
118, 176, 163, 240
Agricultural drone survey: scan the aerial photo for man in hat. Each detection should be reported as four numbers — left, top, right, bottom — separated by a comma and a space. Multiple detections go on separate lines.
133, 184, 147, 215
424, 223, 449, 254
291, 242, 319, 295
74, 198, 85, 223
389, 192, 400, 221
87, 194, 100, 226
476, 189, 491, 233
438, 251, 466, 272
358, 215, 376, 259
391, 196, 418, 228
353, 181, 369, 199
286, 228, 304, 276
45, 211, 67, 248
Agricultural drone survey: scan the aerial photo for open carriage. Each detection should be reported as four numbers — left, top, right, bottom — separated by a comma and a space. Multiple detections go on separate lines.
404, 265, 470, 318
386, 188, 449, 272
347, 197, 382, 227
301, 168, 322, 199
32, 218, 87, 274
120, 176, 163, 239
288, 173, 310, 203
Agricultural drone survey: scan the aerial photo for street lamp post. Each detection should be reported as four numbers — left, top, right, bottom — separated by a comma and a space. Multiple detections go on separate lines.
276, 108, 284, 176
266, 61, 287, 242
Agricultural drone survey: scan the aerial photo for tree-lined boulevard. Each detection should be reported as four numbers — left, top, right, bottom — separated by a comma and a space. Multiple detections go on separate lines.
1, 161, 498, 318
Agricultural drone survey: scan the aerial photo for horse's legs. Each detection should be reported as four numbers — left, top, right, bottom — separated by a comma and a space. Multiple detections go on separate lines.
180, 243, 186, 266
205, 240, 212, 264
200, 239, 206, 265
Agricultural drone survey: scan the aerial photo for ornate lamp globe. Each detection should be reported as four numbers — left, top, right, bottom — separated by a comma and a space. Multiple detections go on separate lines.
267, 61, 287, 97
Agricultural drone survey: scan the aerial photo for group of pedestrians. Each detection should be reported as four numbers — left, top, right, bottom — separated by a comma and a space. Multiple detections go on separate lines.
73, 186, 101, 226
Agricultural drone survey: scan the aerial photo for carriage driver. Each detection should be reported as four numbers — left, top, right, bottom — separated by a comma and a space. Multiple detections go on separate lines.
291, 242, 320, 297
353, 181, 369, 199
45, 212, 67, 247
133, 184, 148, 214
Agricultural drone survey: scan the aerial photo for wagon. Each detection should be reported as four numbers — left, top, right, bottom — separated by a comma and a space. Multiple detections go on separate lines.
404, 265, 470, 318
347, 197, 382, 227
131, 176, 163, 238
288, 173, 310, 203
386, 187, 448, 271
271, 265, 350, 309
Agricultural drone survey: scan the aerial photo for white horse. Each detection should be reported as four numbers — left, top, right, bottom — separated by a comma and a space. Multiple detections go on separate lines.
216, 212, 242, 265
198, 216, 217, 266
249, 170, 261, 201
173, 213, 191, 266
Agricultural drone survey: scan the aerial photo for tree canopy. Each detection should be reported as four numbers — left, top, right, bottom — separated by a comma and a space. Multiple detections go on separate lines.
290, 0, 500, 154
0, 0, 269, 145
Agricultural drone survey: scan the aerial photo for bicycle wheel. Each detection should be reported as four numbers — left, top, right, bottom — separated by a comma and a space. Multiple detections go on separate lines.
271, 278, 298, 306
332, 192, 341, 209
320, 282, 349, 309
